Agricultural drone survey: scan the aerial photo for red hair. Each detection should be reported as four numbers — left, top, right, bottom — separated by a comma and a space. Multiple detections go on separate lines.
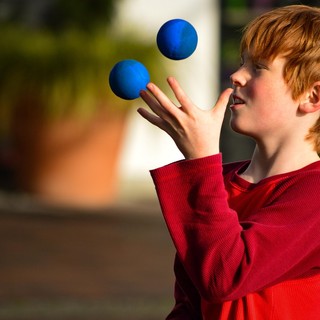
240, 5, 320, 151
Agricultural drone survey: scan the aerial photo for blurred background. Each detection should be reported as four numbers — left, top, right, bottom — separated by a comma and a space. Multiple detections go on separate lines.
0, 0, 319, 319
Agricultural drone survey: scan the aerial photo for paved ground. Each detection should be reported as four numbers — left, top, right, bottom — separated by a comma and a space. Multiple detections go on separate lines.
0, 194, 176, 320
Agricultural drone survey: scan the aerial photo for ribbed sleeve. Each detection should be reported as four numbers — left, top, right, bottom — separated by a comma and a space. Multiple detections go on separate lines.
150, 155, 320, 303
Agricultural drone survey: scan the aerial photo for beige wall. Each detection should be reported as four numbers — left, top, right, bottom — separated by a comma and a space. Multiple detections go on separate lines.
114, 0, 221, 199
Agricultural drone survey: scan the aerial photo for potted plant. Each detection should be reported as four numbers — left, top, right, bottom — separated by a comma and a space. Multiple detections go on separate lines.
0, 0, 166, 207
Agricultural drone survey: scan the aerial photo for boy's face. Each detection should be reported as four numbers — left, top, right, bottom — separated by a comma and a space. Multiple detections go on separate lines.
229, 52, 299, 143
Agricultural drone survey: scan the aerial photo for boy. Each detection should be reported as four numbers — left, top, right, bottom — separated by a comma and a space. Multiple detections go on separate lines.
138, 5, 320, 320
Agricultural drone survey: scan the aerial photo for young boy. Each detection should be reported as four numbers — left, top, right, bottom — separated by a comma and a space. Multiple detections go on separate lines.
138, 5, 320, 319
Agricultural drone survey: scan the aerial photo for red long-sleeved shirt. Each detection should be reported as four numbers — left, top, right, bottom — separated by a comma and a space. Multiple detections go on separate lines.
150, 154, 320, 319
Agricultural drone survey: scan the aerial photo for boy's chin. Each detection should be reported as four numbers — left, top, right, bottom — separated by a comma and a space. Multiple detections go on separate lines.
229, 120, 251, 137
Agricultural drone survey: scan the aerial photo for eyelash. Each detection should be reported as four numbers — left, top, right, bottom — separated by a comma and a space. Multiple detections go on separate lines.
239, 60, 266, 71
254, 63, 266, 70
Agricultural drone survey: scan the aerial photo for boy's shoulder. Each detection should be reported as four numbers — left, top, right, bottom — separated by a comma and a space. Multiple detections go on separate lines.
290, 160, 320, 184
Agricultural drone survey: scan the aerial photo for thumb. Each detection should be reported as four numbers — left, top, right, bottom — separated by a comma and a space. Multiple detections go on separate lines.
212, 88, 233, 116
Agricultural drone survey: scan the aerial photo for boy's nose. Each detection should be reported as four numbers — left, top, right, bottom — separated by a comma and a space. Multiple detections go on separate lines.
230, 69, 246, 87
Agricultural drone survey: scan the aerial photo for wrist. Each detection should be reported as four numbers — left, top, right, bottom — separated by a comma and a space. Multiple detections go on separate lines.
184, 147, 220, 160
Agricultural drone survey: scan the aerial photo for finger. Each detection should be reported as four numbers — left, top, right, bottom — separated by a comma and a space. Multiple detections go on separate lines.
167, 77, 194, 113
137, 107, 167, 131
140, 89, 172, 121
212, 88, 233, 116
146, 82, 182, 118
140, 89, 161, 113
140, 88, 184, 134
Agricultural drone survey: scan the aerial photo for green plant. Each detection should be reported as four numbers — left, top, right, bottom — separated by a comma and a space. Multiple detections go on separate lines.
0, 0, 117, 32
0, 0, 167, 134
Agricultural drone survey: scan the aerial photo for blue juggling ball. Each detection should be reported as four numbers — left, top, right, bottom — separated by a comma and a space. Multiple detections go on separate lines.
156, 19, 198, 60
109, 59, 150, 100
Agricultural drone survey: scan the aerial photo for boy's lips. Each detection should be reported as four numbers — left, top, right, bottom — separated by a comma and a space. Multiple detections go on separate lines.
230, 94, 245, 109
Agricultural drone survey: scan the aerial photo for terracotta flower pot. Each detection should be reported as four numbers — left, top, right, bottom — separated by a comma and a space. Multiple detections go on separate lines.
10, 102, 129, 208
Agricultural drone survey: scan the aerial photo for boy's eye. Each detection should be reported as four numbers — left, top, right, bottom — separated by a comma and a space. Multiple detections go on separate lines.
253, 62, 267, 70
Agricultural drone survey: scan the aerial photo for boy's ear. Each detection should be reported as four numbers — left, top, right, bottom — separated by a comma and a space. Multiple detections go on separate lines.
299, 82, 320, 113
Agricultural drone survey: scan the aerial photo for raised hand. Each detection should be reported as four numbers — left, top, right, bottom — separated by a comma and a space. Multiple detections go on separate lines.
138, 77, 233, 160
